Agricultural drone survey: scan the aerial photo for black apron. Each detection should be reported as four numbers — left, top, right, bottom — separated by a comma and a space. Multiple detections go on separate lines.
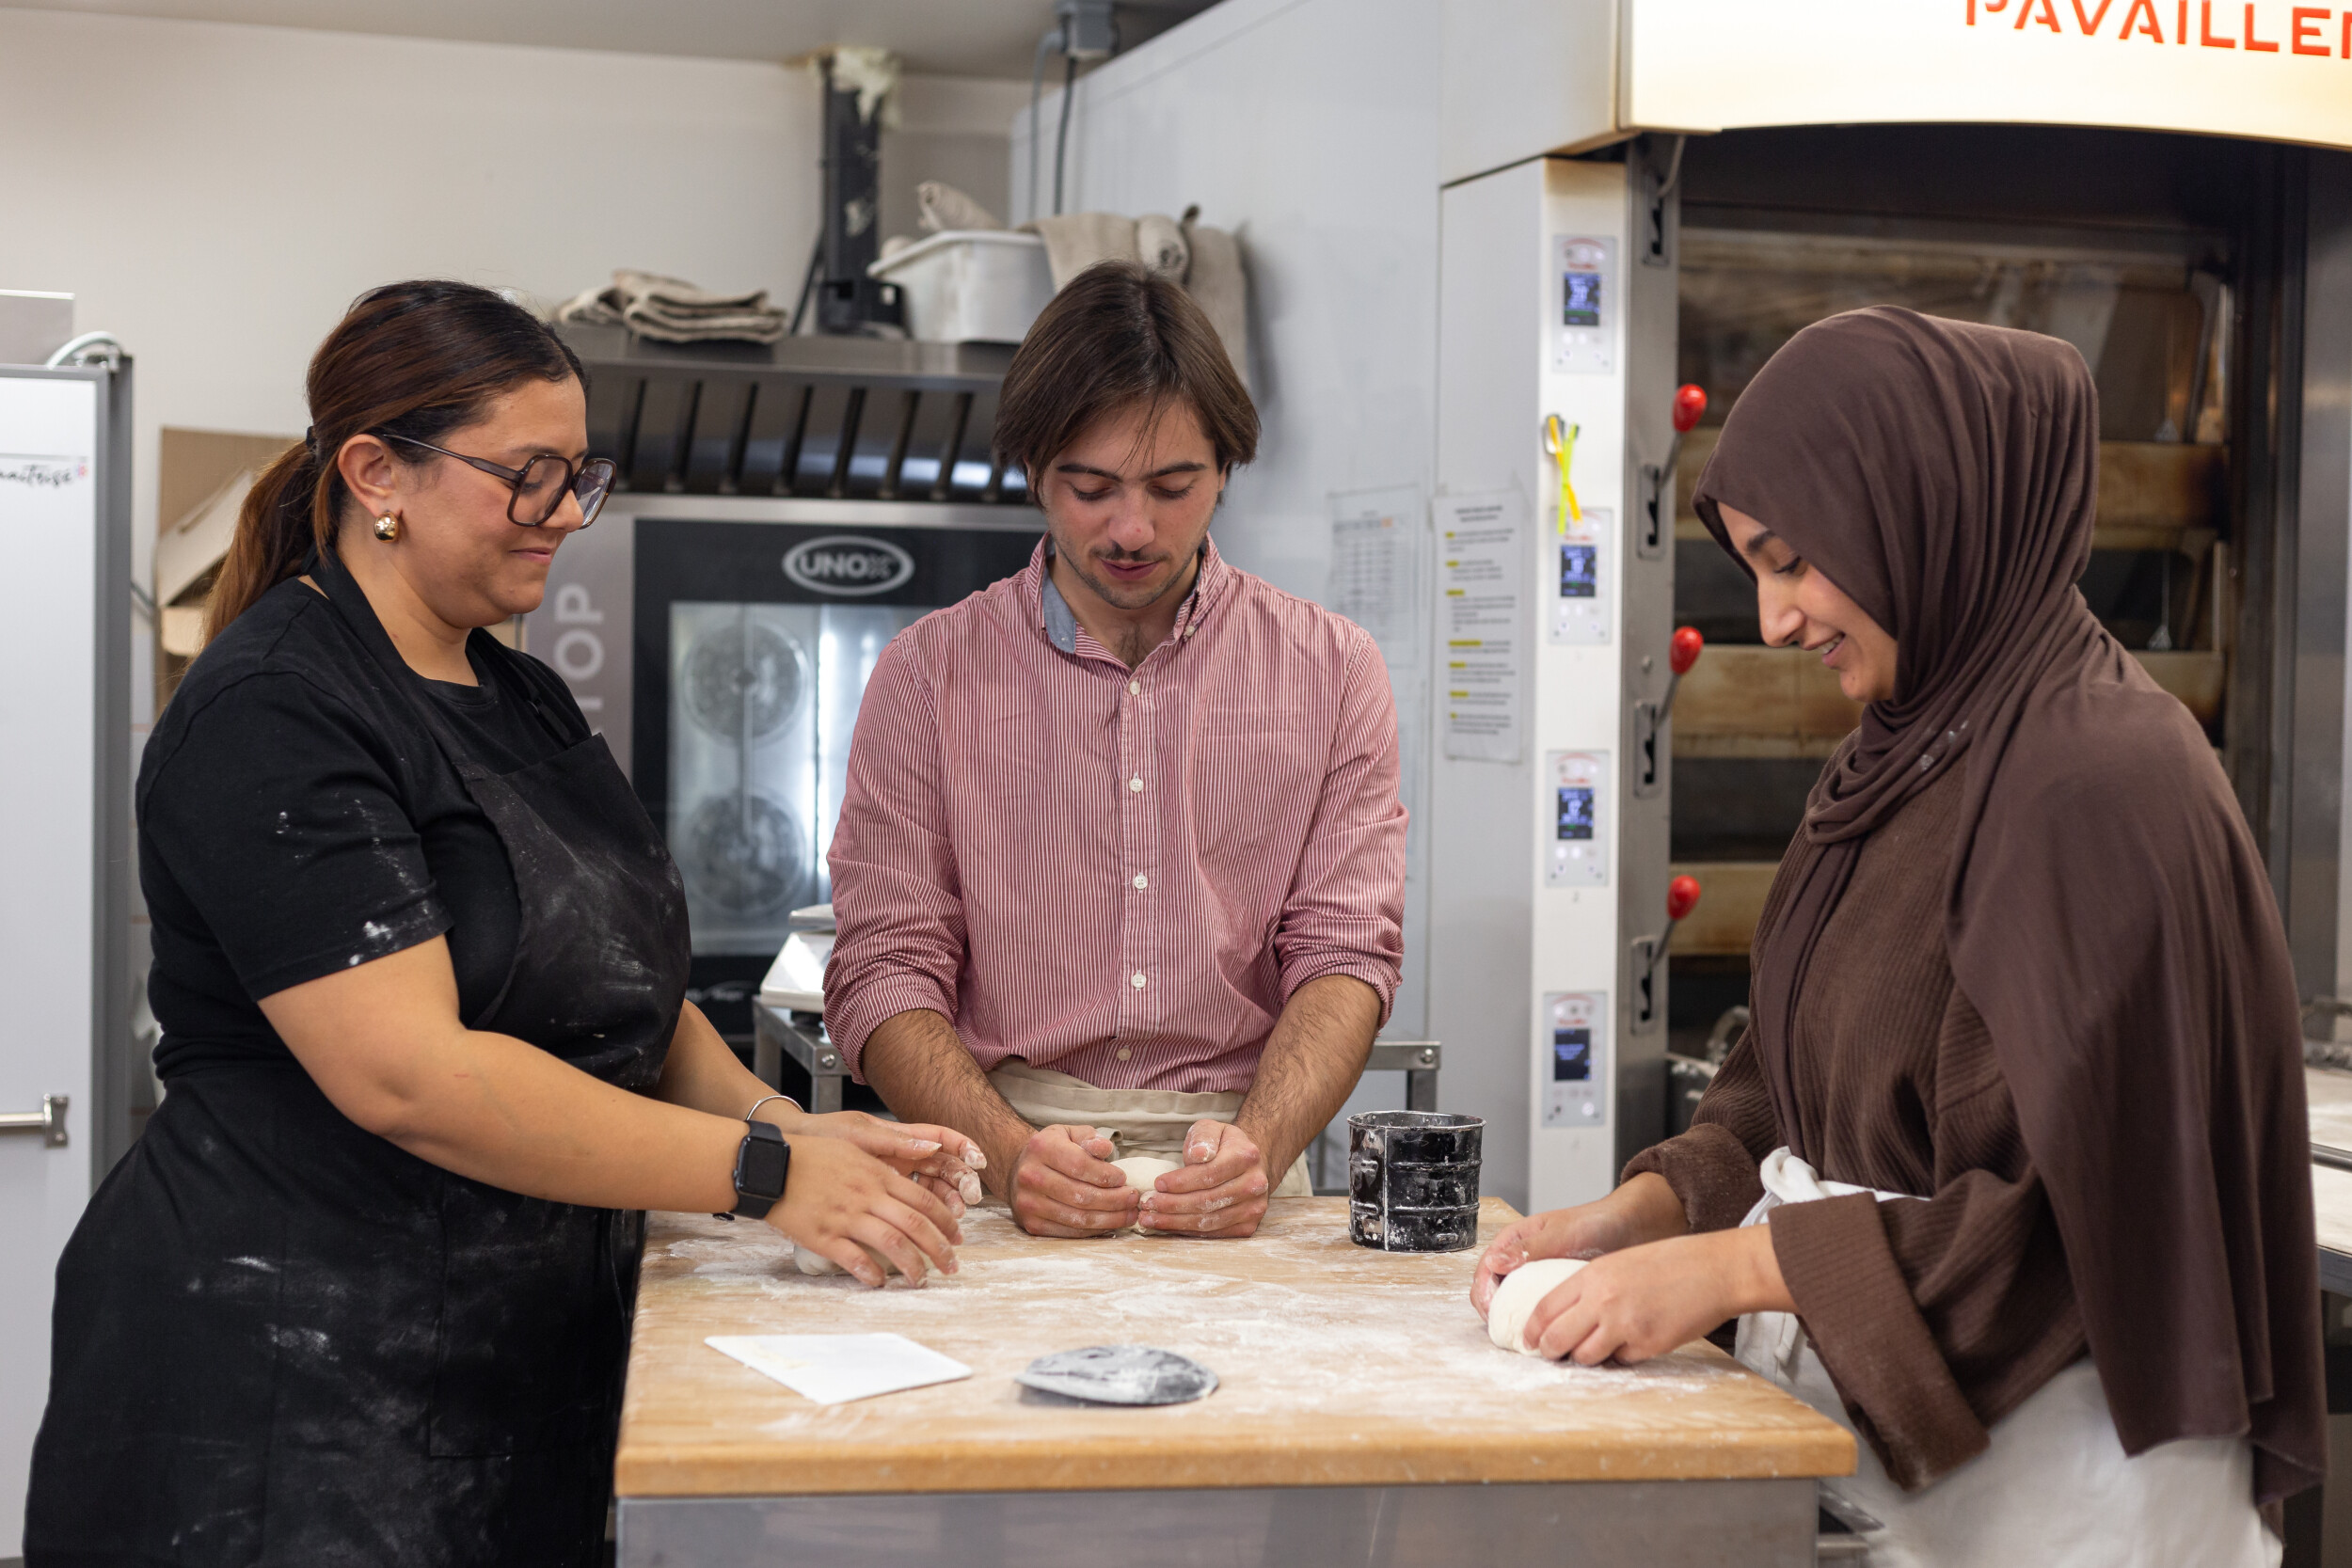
27, 552, 691, 1567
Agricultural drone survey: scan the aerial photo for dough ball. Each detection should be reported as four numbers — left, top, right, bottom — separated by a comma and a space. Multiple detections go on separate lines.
794, 1242, 899, 1277
1486, 1257, 1587, 1355
1112, 1155, 1182, 1191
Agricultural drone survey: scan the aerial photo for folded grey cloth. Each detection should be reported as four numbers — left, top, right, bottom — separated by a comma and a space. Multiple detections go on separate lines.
917, 181, 1004, 233
554, 269, 787, 345
1179, 210, 1249, 393
1021, 214, 1140, 289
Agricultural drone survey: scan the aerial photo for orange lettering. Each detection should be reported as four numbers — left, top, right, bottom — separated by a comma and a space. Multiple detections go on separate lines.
2074, 0, 2119, 27
2343, 7, 2350, 50
2017, 0, 2064, 26
2246, 1, 2280, 46
2180, 0, 2192, 37
2201, 0, 2237, 40
2289, 4, 2328, 50
2121, 0, 2167, 36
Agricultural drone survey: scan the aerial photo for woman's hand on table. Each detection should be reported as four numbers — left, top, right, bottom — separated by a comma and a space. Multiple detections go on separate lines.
1471, 1172, 1689, 1317
762, 1135, 965, 1288
1007, 1123, 1142, 1237
1137, 1118, 1272, 1239
1518, 1227, 1792, 1365
780, 1108, 988, 1212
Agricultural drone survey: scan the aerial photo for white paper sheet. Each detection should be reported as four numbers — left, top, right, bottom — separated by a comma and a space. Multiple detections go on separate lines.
1435, 491, 1525, 763
707, 1332, 973, 1405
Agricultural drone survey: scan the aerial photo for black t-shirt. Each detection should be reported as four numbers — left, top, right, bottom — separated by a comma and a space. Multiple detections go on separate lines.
140, 578, 590, 1078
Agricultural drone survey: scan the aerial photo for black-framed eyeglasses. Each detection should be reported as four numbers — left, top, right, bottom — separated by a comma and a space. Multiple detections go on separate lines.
380, 433, 617, 528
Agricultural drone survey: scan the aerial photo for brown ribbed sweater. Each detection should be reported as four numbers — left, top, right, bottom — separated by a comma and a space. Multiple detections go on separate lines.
1625, 761, 2088, 1489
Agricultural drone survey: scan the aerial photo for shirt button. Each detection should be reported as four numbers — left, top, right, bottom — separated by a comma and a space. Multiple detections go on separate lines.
1132, 873, 1148, 890
1129, 679, 1141, 695
1131, 971, 1147, 989
1128, 776, 1143, 793
1117, 1048, 1132, 1062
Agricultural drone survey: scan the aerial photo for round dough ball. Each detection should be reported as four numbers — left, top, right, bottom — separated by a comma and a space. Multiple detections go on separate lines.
1112, 1155, 1182, 1192
794, 1242, 898, 1277
1486, 1257, 1587, 1355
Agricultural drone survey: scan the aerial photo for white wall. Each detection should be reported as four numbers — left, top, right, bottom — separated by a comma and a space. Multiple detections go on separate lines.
1009, 0, 1444, 1069
0, 8, 1023, 720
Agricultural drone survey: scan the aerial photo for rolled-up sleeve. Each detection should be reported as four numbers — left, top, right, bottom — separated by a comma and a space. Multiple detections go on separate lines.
822, 641, 968, 1076
1273, 637, 1406, 1021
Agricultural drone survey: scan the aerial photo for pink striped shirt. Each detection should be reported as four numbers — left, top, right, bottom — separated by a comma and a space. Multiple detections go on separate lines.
824, 537, 1406, 1093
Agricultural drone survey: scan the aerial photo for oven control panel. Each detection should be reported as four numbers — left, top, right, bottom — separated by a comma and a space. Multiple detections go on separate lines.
1550, 509, 1611, 645
1544, 750, 1609, 887
1551, 236, 1616, 375
1541, 990, 1608, 1129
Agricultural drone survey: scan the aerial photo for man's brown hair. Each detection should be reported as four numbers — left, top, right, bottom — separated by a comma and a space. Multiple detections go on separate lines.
994, 260, 1258, 499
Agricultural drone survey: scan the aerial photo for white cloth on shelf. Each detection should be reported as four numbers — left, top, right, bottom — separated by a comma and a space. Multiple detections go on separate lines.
1018, 209, 1250, 391
916, 181, 1004, 233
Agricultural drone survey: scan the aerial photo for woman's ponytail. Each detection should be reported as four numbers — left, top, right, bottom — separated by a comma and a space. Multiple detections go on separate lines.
197, 280, 584, 644
203, 436, 334, 644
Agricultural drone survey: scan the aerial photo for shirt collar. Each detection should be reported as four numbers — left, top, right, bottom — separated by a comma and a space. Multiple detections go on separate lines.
1027, 536, 1231, 657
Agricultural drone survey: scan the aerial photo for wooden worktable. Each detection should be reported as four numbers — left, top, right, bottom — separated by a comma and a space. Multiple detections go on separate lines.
617, 1196, 1852, 1499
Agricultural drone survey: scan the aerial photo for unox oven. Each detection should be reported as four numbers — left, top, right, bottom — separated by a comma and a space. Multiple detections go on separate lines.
526, 327, 1041, 1034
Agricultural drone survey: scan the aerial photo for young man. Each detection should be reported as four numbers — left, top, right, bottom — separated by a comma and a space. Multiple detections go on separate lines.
824, 261, 1406, 1239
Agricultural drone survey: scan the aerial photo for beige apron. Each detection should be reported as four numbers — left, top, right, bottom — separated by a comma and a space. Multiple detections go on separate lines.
988, 1061, 1313, 1197
1738, 1148, 2278, 1568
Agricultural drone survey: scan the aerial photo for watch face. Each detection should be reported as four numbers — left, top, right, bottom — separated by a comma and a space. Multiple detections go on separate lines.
739, 1128, 789, 1204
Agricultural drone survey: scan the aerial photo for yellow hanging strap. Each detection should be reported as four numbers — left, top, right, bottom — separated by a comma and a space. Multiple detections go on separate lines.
1542, 414, 1581, 533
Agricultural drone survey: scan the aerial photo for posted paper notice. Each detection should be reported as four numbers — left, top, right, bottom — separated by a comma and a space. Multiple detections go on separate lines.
1437, 492, 1525, 763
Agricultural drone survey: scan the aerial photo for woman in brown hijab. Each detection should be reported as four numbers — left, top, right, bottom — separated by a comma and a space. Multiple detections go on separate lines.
1470, 307, 2321, 1564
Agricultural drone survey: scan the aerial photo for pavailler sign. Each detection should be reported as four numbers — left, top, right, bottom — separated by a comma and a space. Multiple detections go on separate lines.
1620, 0, 2352, 150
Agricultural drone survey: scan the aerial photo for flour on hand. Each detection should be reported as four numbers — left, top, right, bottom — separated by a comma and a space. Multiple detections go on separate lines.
1486, 1257, 1587, 1355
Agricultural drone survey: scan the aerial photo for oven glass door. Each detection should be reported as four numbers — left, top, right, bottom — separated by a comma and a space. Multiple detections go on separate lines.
633, 516, 1041, 1027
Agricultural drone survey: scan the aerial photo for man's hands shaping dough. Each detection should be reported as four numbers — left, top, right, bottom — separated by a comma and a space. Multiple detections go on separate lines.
1005, 1118, 1274, 1239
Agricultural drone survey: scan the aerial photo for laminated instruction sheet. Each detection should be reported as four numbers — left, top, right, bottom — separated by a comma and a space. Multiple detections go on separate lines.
1436, 491, 1525, 762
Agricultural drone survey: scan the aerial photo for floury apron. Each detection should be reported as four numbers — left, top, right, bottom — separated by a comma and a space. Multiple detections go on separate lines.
1736, 1149, 2278, 1568
28, 551, 691, 1566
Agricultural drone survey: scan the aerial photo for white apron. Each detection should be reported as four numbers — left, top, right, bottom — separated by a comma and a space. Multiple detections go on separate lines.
988, 1062, 1313, 1196
1737, 1148, 2278, 1568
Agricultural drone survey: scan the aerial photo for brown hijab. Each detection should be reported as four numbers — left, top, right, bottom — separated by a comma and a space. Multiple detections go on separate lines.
1694, 307, 2322, 1501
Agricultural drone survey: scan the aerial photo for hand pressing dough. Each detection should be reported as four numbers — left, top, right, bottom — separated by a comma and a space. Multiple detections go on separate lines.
1486, 1257, 1587, 1355
795, 1243, 898, 1277
1112, 1155, 1181, 1234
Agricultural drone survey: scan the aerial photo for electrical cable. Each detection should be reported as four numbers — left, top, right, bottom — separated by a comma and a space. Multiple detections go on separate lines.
1028, 28, 1058, 224
787, 230, 823, 336
1053, 53, 1078, 216
1655, 135, 1687, 201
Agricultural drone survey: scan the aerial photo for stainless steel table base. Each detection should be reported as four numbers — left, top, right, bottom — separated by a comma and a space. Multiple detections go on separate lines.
618, 1479, 1819, 1567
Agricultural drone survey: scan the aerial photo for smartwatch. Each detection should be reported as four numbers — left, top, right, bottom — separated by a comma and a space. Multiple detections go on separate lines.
729, 1121, 790, 1220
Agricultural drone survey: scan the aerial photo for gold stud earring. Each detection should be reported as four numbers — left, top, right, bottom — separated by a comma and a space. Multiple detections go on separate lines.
373, 514, 400, 542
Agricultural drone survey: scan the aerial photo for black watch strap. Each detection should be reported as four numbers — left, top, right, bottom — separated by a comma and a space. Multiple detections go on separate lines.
730, 1121, 789, 1220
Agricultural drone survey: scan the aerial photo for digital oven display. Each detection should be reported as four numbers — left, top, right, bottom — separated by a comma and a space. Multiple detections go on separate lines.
1560, 543, 1597, 598
1552, 1027, 1593, 1082
1556, 785, 1595, 841
1563, 270, 1603, 328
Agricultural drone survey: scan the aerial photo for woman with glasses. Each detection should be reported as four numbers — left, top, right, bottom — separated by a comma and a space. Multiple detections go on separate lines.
26, 281, 982, 1567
